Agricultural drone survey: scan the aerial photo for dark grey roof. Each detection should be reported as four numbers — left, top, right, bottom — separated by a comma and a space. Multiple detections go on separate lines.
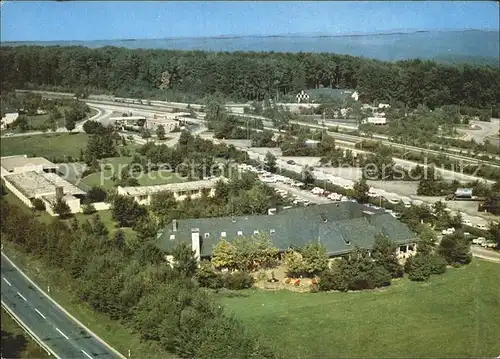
156, 202, 416, 257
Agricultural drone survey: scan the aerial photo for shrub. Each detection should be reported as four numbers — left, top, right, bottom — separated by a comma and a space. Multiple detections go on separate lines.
82, 203, 96, 215
195, 261, 224, 289
405, 253, 447, 281
221, 271, 254, 290
32, 198, 46, 211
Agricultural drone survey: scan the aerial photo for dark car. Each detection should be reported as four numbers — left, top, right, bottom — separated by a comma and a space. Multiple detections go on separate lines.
287, 160, 296, 165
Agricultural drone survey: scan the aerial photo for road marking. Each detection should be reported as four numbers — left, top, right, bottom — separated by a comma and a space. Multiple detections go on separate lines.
17, 292, 27, 301
34, 308, 46, 319
2, 277, 12, 286
56, 327, 69, 340
81, 349, 94, 359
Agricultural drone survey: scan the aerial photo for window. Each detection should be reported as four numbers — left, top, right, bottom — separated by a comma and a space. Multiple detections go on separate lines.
253, 230, 259, 235
204, 233, 210, 239
221, 231, 227, 238
408, 245, 414, 251
399, 246, 407, 252
270, 229, 276, 235
169, 234, 176, 240
237, 230, 243, 236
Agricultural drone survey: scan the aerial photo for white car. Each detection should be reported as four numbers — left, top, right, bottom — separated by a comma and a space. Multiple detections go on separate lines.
475, 224, 488, 230
472, 237, 486, 245
462, 219, 473, 227
442, 228, 456, 235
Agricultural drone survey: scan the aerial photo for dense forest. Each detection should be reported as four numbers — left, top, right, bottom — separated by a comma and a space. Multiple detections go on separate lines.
1, 46, 499, 112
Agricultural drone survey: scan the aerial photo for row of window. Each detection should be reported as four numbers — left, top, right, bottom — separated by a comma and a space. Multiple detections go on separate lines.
169, 229, 276, 241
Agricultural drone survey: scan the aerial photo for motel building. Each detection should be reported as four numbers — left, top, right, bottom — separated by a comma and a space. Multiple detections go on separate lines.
1, 155, 86, 215
116, 177, 227, 206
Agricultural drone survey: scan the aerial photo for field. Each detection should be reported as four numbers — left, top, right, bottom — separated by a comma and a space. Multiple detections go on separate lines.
82, 156, 184, 190
1, 308, 50, 359
0, 133, 89, 159
220, 260, 500, 358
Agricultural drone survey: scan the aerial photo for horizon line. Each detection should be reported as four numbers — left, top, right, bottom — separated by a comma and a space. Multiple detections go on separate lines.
2, 28, 498, 44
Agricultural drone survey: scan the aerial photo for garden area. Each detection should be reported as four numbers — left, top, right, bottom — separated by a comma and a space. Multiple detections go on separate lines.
220, 259, 500, 359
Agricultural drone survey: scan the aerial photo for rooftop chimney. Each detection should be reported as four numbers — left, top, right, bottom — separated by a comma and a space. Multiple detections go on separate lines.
172, 219, 177, 232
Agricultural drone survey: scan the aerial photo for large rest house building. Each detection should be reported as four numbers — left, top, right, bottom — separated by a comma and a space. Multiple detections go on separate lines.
1, 155, 85, 215
156, 202, 418, 261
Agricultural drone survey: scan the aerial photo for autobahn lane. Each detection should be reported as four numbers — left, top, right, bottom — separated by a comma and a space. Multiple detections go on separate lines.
1, 252, 122, 359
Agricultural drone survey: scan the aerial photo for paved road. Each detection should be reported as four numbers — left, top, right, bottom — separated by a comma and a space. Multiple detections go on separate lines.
1, 252, 123, 359
470, 246, 500, 263
0, 104, 109, 139
458, 118, 500, 144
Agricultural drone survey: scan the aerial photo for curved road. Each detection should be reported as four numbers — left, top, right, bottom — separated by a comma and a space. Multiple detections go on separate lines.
1, 252, 124, 359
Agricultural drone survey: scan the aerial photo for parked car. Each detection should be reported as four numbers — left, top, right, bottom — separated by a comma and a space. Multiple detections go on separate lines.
441, 228, 456, 235
475, 223, 488, 230
472, 237, 486, 245
286, 160, 296, 165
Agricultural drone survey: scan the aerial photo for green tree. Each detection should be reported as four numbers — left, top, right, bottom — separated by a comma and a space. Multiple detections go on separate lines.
171, 243, 198, 278
264, 151, 277, 173
284, 249, 305, 277
416, 224, 437, 255
438, 232, 472, 266
371, 234, 403, 278
352, 178, 370, 203
301, 243, 329, 276
111, 195, 147, 227
32, 198, 46, 211
52, 197, 71, 218
82, 203, 96, 215
156, 124, 166, 140
212, 239, 237, 270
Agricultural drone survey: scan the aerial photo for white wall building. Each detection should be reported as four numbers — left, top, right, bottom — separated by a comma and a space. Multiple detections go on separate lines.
1, 155, 86, 215
117, 177, 227, 206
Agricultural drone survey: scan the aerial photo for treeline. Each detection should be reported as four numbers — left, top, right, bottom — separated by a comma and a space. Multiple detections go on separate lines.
0, 198, 277, 359
1, 46, 499, 111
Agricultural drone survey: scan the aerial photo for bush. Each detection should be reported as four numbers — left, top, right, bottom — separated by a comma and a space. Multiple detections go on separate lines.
82, 203, 97, 215
196, 261, 224, 289
31, 198, 46, 211
221, 271, 254, 290
405, 253, 448, 281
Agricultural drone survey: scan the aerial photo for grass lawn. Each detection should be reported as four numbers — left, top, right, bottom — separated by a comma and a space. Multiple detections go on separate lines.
1, 308, 50, 359
24, 107, 99, 130
220, 260, 500, 358
82, 156, 184, 190
1, 133, 88, 159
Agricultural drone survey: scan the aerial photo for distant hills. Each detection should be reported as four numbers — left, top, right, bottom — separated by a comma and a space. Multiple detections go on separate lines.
4, 30, 499, 65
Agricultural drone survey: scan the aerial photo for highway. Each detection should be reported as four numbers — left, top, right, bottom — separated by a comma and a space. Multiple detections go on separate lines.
1, 252, 124, 359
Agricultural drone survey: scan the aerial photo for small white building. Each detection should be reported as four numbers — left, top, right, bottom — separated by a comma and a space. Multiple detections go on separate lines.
2, 170, 85, 214
351, 91, 359, 101
378, 103, 390, 109
1, 155, 59, 178
363, 117, 387, 125
117, 177, 227, 206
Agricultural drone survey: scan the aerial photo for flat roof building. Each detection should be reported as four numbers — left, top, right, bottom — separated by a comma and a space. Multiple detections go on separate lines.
1, 155, 58, 177
2, 169, 86, 214
117, 177, 227, 205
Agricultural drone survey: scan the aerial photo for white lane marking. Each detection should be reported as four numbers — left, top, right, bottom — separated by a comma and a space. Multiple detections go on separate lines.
2, 277, 12, 286
56, 327, 69, 340
17, 292, 27, 301
81, 349, 93, 359
34, 308, 46, 319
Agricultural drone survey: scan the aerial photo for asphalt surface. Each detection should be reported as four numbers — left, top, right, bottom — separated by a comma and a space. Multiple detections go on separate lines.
1, 252, 121, 359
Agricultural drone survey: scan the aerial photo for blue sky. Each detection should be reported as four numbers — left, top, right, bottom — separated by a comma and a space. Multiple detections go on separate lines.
1, 1, 498, 41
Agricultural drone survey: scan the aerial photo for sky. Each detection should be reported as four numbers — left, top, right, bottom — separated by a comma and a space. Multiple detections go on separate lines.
1, 1, 499, 42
